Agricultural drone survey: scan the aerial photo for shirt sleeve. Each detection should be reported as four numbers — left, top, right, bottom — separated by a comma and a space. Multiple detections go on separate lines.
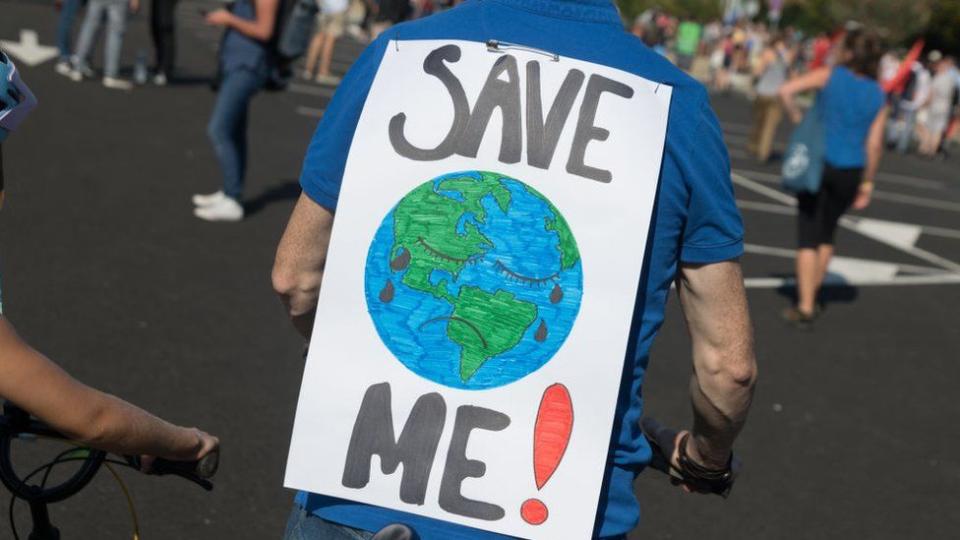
298, 35, 391, 211
677, 91, 744, 264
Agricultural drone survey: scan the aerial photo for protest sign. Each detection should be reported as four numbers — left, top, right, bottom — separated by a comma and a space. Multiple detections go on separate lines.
285, 39, 672, 539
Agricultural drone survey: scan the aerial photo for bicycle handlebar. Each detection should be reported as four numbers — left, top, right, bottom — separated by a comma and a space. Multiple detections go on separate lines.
0, 402, 216, 501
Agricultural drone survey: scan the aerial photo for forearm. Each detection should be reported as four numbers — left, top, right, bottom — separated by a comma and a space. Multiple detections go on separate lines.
223, 13, 271, 41
863, 145, 882, 185
677, 261, 758, 467
688, 347, 755, 466
273, 194, 334, 340
0, 319, 202, 459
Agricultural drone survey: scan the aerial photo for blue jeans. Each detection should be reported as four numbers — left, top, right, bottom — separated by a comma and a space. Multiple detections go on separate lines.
283, 507, 373, 540
207, 68, 266, 200
56, 0, 82, 59
72, 0, 128, 78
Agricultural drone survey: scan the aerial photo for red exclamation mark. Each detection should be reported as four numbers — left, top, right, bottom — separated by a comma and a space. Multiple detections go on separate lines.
520, 383, 574, 526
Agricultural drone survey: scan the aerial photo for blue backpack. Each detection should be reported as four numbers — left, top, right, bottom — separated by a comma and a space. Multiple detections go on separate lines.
781, 95, 825, 194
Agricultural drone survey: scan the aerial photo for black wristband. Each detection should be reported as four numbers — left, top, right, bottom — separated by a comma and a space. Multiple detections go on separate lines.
675, 433, 736, 497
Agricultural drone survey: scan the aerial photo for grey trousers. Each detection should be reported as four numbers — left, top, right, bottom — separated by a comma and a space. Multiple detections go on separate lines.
73, 0, 128, 78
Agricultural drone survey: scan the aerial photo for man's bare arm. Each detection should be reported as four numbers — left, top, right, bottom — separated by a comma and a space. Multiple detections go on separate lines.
675, 259, 757, 469
272, 194, 335, 339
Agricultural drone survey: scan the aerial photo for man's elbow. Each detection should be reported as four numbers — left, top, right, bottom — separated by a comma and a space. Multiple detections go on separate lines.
702, 347, 758, 389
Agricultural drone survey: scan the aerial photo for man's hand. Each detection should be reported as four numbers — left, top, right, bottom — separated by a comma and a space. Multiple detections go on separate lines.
273, 194, 335, 340
129, 0, 139, 14
675, 260, 757, 470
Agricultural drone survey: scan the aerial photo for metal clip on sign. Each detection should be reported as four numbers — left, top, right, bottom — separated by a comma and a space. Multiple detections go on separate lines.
486, 40, 560, 62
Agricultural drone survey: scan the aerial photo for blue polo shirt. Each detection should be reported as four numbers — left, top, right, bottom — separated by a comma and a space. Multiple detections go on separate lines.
294, 0, 743, 537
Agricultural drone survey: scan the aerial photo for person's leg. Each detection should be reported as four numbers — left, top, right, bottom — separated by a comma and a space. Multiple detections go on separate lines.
757, 97, 782, 162
150, 0, 163, 68
794, 190, 824, 316
897, 109, 915, 153
303, 30, 326, 79
56, 0, 82, 60
103, 0, 128, 79
795, 248, 819, 315
159, 0, 179, 75
815, 243, 834, 286
317, 31, 337, 77
747, 97, 765, 155
73, 0, 107, 69
206, 69, 262, 201
812, 166, 861, 297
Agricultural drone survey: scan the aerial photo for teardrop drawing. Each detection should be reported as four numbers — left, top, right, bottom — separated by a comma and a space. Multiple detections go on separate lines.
379, 280, 395, 303
550, 283, 563, 304
534, 319, 548, 342
390, 248, 411, 271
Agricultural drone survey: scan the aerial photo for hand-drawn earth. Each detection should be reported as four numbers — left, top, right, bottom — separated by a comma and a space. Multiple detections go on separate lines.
365, 171, 583, 389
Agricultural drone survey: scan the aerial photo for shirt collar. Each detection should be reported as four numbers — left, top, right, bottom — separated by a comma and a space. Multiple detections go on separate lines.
489, 0, 623, 26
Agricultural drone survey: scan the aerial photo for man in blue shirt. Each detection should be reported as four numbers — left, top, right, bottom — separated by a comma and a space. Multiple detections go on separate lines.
273, 1, 757, 538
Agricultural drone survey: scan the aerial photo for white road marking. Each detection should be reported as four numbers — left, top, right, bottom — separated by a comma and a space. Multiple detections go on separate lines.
744, 273, 960, 289
296, 106, 325, 118
743, 243, 945, 275
870, 191, 960, 213
737, 199, 796, 216
289, 83, 336, 97
848, 218, 922, 250
0, 30, 58, 66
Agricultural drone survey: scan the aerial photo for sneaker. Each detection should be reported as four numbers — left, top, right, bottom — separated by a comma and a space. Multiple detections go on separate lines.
58, 64, 84, 82
152, 72, 168, 86
193, 196, 244, 222
54, 59, 72, 76
314, 73, 342, 86
103, 77, 133, 91
780, 306, 816, 331
192, 190, 227, 207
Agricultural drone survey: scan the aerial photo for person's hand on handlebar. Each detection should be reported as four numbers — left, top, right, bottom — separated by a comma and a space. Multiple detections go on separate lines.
138, 428, 219, 472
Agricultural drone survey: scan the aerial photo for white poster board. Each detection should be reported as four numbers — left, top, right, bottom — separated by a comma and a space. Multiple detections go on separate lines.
285, 39, 672, 539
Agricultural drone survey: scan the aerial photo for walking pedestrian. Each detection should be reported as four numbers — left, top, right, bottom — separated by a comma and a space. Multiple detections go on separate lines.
53, 0, 83, 76
302, 0, 349, 86
778, 29, 888, 328
272, 0, 756, 537
917, 53, 957, 157
66, 0, 140, 90
150, 0, 180, 85
748, 34, 792, 162
192, 0, 279, 222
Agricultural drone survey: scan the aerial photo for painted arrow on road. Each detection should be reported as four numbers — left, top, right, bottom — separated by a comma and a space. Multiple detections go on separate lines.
1, 30, 59, 67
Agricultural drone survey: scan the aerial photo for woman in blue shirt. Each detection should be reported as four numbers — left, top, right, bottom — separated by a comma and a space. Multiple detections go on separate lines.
193, 0, 279, 221
778, 29, 888, 328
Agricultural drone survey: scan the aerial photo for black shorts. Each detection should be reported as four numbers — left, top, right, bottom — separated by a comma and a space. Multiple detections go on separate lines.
796, 164, 863, 248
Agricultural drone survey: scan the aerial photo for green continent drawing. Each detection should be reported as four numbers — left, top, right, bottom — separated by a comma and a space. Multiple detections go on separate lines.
365, 171, 583, 390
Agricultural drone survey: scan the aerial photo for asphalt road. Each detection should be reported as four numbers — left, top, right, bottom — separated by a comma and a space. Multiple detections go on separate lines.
1, 2, 959, 538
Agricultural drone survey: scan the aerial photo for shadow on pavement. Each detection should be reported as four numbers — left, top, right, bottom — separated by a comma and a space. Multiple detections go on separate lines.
244, 180, 301, 216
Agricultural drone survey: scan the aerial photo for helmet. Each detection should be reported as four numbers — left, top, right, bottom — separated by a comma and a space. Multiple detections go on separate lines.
0, 49, 37, 209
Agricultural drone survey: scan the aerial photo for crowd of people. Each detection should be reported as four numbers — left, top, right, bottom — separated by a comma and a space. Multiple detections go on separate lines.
634, 12, 960, 161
